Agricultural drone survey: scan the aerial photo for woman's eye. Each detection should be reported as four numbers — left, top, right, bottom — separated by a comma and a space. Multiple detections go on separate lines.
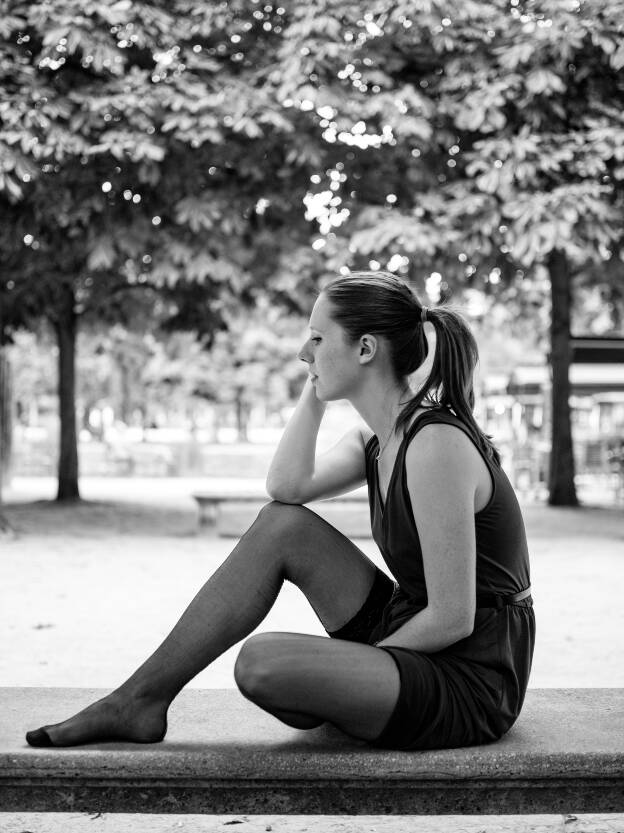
311, 337, 321, 344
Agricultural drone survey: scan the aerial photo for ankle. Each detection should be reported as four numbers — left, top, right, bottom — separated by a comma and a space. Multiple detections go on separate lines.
117, 680, 174, 709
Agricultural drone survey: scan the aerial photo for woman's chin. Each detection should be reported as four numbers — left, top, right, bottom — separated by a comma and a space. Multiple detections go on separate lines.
313, 379, 342, 402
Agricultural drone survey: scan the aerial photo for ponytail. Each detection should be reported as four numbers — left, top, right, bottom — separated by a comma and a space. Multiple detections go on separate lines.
396, 306, 501, 465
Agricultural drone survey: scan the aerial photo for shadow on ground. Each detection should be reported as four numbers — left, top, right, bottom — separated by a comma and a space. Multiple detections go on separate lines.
3, 493, 624, 541
2, 499, 196, 538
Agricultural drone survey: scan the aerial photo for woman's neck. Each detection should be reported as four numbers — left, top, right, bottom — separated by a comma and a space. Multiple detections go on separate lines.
350, 378, 413, 443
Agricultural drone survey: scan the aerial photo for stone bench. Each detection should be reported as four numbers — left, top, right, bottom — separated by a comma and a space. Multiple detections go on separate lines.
1, 687, 623, 815
192, 488, 371, 538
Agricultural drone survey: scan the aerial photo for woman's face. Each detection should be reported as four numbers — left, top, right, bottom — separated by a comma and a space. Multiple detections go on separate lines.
297, 294, 361, 401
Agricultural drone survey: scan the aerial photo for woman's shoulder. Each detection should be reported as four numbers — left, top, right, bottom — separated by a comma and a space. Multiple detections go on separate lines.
403, 414, 495, 508
409, 420, 472, 452
404, 411, 487, 472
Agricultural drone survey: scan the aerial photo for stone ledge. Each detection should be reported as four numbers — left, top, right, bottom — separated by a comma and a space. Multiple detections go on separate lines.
191, 490, 372, 538
1, 688, 623, 814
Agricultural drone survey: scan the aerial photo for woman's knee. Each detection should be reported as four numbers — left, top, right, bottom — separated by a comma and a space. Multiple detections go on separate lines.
250, 502, 322, 573
255, 500, 316, 532
234, 633, 285, 702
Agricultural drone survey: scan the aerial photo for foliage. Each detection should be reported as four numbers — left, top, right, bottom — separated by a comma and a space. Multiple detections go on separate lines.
0, 0, 323, 495
3, 0, 623, 329
9, 308, 306, 443
0, 0, 316, 333
274, 0, 624, 314
273, 0, 624, 505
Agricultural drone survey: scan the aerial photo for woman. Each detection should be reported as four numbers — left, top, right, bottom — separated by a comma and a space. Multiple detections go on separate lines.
26, 271, 534, 750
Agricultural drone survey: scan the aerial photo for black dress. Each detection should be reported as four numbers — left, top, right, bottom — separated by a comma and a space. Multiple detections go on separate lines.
362, 409, 535, 750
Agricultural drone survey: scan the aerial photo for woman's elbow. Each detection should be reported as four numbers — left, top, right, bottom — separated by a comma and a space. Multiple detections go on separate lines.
450, 607, 475, 642
433, 606, 474, 645
265, 477, 302, 504
453, 618, 474, 642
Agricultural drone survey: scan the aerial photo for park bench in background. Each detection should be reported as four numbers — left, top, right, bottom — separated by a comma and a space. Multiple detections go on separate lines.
192, 486, 372, 538
1, 687, 623, 815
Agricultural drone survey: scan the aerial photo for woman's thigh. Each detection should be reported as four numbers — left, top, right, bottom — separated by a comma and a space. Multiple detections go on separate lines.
234, 631, 401, 741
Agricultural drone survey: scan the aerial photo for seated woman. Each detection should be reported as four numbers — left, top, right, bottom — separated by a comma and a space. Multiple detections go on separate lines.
26, 271, 534, 750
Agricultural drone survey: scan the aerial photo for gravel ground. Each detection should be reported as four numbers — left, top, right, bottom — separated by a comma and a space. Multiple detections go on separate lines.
1, 811, 623, 833
1, 476, 623, 833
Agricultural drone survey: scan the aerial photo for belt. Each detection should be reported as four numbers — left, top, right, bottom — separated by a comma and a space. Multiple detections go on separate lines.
476, 587, 532, 610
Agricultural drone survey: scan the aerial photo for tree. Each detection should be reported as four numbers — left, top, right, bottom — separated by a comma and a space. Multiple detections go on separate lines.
276, 0, 624, 505
445, 1, 624, 504
202, 299, 307, 441
0, 0, 316, 499
6, 0, 621, 510
0, 339, 12, 533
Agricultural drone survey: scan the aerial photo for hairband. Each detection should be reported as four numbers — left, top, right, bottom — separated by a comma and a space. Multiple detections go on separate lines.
421, 305, 428, 324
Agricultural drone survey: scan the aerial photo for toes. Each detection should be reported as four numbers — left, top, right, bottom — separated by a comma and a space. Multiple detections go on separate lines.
26, 727, 54, 747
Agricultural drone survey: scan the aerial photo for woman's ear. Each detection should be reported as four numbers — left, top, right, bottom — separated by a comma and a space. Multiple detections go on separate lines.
358, 334, 378, 365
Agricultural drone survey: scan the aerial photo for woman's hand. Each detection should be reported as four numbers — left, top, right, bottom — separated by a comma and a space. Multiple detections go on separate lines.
265, 376, 367, 505
301, 374, 327, 409
265, 376, 328, 503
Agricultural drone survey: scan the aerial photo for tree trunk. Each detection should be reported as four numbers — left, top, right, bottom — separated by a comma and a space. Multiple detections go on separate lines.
0, 345, 13, 490
53, 284, 80, 501
118, 357, 132, 425
547, 249, 578, 506
608, 283, 622, 330
235, 389, 249, 442
0, 345, 15, 534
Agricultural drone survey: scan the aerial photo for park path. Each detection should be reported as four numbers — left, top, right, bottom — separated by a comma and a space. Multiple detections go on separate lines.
2, 811, 623, 833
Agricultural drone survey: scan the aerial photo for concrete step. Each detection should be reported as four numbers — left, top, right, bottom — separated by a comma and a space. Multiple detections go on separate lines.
2, 688, 623, 815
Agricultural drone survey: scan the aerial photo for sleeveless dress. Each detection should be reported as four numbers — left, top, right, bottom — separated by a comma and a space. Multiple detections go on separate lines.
363, 408, 535, 750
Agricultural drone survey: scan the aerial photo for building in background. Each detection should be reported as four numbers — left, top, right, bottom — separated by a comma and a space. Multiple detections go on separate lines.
484, 337, 624, 497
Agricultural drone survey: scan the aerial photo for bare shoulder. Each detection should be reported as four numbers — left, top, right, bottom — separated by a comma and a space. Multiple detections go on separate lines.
404, 421, 493, 512
405, 422, 482, 471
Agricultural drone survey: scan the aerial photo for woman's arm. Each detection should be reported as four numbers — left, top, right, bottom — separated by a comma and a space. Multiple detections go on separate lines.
266, 378, 368, 503
376, 424, 479, 652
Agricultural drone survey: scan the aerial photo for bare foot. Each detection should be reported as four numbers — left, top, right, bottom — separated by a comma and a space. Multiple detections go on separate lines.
25, 691, 168, 747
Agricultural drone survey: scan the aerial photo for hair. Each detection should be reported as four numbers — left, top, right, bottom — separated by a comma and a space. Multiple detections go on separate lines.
322, 271, 500, 465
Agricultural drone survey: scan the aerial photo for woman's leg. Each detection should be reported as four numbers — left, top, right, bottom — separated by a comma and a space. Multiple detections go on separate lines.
26, 502, 395, 747
235, 632, 400, 740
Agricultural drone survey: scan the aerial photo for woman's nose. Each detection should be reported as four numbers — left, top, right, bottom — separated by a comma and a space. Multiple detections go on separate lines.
298, 341, 311, 363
